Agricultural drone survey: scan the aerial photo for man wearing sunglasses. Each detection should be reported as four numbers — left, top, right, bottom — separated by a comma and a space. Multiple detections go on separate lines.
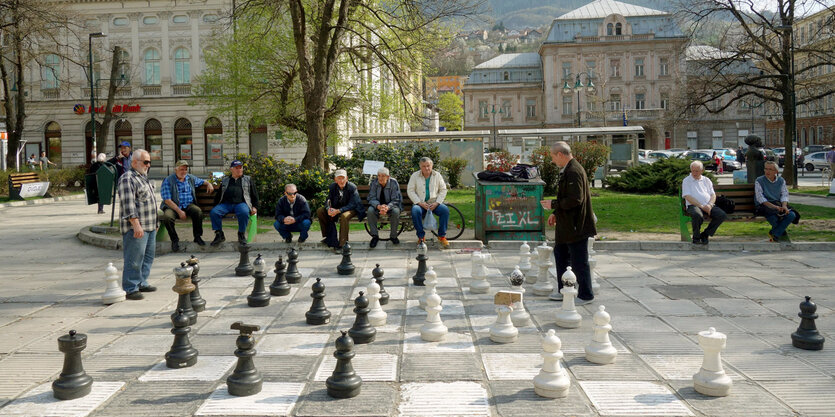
117, 149, 158, 300
210, 160, 259, 246
274, 183, 312, 243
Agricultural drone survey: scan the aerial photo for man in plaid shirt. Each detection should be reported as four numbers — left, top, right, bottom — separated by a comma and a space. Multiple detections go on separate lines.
118, 149, 159, 300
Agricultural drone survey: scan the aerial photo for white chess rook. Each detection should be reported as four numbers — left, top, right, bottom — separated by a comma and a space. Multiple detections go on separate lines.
469, 252, 491, 294
518, 241, 532, 272
693, 327, 733, 397
585, 305, 617, 364
555, 267, 582, 328
489, 305, 518, 343
418, 266, 438, 309
420, 286, 447, 342
366, 278, 387, 327
532, 244, 553, 295
533, 329, 570, 398
102, 262, 126, 304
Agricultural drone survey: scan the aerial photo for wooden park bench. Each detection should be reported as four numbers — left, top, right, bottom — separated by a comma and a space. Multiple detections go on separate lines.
8, 172, 48, 200
679, 183, 763, 241
354, 183, 415, 241
157, 187, 257, 243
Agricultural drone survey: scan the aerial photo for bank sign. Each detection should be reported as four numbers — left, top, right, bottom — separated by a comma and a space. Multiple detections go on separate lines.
74, 104, 141, 115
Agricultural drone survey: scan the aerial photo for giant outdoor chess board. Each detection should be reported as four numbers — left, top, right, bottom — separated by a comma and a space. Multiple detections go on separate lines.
1, 248, 834, 416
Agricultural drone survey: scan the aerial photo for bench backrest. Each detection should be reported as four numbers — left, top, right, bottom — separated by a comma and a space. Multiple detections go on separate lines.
357, 183, 414, 212
195, 189, 218, 214
681, 183, 756, 216
9, 173, 41, 188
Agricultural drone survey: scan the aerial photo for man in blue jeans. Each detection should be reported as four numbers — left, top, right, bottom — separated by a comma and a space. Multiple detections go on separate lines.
755, 161, 797, 242
407, 157, 450, 248
274, 183, 311, 243
117, 149, 158, 300
210, 160, 259, 246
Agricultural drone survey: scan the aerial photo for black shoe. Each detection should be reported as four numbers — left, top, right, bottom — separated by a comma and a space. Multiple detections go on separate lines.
211, 231, 225, 247
126, 291, 144, 300
285, 237, 293, 243
321, 238, 328, 244
171, 240, 180, 252
701, 235, 710, 245
139, 285, 157, 292
238, 232, 247, 245
97, 210, 105, 214
194, 236, 206, 246
692, 237, 701, 244
391, 237, 400, 245
299, 237, 307, 243
370, 236, 379, 248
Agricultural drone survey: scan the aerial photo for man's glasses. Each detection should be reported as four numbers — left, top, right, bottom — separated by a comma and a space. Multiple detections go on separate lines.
142, 160, 151, 165
286, 192, 297, 196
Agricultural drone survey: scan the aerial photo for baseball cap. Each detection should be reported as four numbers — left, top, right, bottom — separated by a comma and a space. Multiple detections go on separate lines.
230, 160, 243, 168
120, 141, 131, 148
176, 160, 189, 167
333, 169, 347, 178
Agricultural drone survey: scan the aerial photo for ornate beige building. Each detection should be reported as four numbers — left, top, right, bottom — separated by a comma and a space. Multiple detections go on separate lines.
463, 0, 687, 150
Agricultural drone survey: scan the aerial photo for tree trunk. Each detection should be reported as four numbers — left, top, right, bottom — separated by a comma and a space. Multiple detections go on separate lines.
300, 101, 326, 169
781, 100, 795, 186
99, 46, 123, 156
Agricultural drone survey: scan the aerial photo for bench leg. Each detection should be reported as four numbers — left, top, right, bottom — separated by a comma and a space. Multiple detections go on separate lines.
679, 212, 691, 242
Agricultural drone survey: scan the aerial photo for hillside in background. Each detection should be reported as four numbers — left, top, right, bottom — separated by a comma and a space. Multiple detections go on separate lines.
487, 0, 677, 28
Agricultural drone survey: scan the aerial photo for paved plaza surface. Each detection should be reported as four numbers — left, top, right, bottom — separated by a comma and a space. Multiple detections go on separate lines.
1, 199, 834, 416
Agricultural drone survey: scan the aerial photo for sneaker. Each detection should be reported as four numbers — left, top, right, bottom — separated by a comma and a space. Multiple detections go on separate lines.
575, 298, 595, 306
370, 236, 379, 248
549, 293, 564, 301
126, 291, 144, 300
211, 231, 225, 247
391, 237, 400, 245
171, 240, 180, 252
194, 236, 206, 246
139, 285, 157, 292
285, 237, 293, 243
417, 237, 425, 245
768, 231, 778, 242
438, 236, 450, 249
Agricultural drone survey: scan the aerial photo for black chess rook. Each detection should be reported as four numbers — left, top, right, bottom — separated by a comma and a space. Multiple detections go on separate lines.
52, 330, 93, 400
348, 291, 376, 344
227, 321, 263, 396
326, 331, 362, 398
306, 278, 332, 325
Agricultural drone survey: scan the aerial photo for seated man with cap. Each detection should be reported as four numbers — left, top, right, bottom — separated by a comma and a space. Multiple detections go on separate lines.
108, 141, 133, 177
159, 160, 215, 252
316, 169, 363, 249
210, 159, 259, 246
274, 183, 312, 243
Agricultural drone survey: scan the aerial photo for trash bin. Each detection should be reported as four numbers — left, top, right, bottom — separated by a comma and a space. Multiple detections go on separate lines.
474, 174, 546, 243
95, 163, 117, 205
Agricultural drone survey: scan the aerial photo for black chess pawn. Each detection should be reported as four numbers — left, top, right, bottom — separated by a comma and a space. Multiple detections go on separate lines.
247, 254, 271, 307
227, 322, 263, 396
372, 263, 389, 305
187, 255, 206, 313
285, 248, 302, 283
269, 256, 291, 296
348, 291, 376, 344
791, 296, 825, 350
166, 308, 198, 368
172, 263, 198, 326
326, 330, 362, 398
306, 278, 332, 325
235, 242, 254, 276
337, 243, 355, 275
412, 241, 428, 286
52, 330, 93, 400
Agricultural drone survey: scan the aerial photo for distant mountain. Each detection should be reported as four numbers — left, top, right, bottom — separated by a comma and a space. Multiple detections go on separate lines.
486, 0, 679, 29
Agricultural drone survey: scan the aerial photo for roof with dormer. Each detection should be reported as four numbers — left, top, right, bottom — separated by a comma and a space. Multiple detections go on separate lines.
474, 53, 541, 70
555, 0, 667, 20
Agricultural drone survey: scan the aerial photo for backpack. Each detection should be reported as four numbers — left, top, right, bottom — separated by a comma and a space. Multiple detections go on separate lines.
715, 195, 736, 214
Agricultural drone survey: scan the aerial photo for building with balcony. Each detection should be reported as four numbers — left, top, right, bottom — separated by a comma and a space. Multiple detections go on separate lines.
462, 0, 687, 150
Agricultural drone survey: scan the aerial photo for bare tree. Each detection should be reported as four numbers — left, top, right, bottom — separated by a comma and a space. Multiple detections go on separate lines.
678, 0, 835, 185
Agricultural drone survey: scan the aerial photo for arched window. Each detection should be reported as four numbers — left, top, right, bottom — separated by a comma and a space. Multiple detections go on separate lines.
44, 122, 62, 166
174, 47, 190, 84
615, 23, 622, 35
204, 117, 224, 166
144, 48, 160, 85
144, 119, 163, 161
606, 23, 613, 36
41, 54, 60, 89
174, 118, 193, 161
503, 71, 509, 81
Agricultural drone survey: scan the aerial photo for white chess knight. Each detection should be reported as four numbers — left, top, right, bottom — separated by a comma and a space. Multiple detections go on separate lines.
585, 305, 617, 364
533, 329, 570, 398
418, 266, 438, 309
555, 267, 582, 328
469, 252, 490, 294
518, 241, 532, 272
588, 237, 601, 295
102, 262, 126, 304
532, 243, 554, 296
420, 286, 447, 342
693, 327, 733, 397
489, 304, 518, 343
366, 278, 387, 327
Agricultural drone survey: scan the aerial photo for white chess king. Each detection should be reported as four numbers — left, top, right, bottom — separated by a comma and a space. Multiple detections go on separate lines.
533, 329, 570, 398
693, 327, 733, 397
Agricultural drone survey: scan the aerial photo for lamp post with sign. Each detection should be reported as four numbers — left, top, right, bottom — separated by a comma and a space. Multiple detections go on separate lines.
88, 32, 106, 157
563, 73, 595, 127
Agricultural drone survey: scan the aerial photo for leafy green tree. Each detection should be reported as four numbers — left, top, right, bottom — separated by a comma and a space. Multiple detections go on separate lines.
437, 92, 463, 131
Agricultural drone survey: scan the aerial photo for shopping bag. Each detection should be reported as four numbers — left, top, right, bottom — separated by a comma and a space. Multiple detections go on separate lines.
423, 209, 438, 233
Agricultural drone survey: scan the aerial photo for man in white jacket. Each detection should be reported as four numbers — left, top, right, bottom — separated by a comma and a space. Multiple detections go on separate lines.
407, 157, 450, 248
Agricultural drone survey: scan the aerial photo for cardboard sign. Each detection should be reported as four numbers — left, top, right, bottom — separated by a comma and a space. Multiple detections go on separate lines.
494, 291, 522, 306
362, 160, 385, 176
19, 181, 50, 198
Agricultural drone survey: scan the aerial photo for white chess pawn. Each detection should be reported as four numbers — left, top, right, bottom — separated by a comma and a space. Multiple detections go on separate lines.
420, 286, 447, 342
366, 278, 387, 327
489, 305, 518, 343
585, 305, 617, 364
518, 241, 532, 272
533, 329, 570, 398
555, 267, 582, 328
469, 252, 490, 294
693, 327, 733, 397
533, 244, 554, 296
419, 266, 438, 309
102, 262, 126, 304
528, 246, 539, 283
509, 268, 532, 327
588, 237, 601, 296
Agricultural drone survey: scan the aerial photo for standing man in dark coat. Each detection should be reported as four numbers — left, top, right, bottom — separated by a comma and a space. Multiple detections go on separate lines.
744, 135, 765, 184
540, 141, 596, 305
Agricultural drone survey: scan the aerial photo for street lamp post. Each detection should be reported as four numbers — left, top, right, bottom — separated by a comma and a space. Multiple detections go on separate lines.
563, 73, 595, 127
490, 104, 504, 149
88, 32, 106, 158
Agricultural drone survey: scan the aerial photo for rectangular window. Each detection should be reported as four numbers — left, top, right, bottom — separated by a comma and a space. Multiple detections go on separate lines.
635, 93, 645, 110
586, 100, 595, 111
659, 57, 669, 76
526, 98, 537, 119
610, 94, 621, 111
660, 93, 669, 110
586, 60, 596, 78
501, 99, 511, 119
478, 100, 488, 119
610, 60, 620, 78
634, 58, 644, 77
562, 95, 573, 115
562, 62, 572, 79
41, 54, 60, 90
145, 62, 160, 85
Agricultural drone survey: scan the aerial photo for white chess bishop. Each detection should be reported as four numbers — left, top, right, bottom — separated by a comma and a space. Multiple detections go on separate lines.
469, 252, 490, 294
102, 262, 126, 304
419, 266, 438, 309
420, 286, 447, 342
518, 241, 532, 272
366, 278, 387, 327
532, 243, 554, 295
693, 327, 733, 397
533, 329, 570, 398
555, 267, 582, 328
585, 305, 617, 364
489, 304, 518, 343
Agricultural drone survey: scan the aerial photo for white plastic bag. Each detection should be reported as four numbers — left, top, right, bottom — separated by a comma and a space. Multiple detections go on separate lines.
422, 209, 438, 233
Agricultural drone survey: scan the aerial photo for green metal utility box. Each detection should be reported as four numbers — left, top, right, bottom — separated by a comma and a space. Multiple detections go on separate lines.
95, 163, 117, 205
474, 175, 546, 243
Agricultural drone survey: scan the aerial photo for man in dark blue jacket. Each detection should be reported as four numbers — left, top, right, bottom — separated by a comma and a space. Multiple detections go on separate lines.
366, 167, 402, 247
274, 183, 312, 243
316, 169, 364, 249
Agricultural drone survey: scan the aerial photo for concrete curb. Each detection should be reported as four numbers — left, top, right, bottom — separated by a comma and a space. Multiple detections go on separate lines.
485, 239, 835, 252
0, 193, 86, 208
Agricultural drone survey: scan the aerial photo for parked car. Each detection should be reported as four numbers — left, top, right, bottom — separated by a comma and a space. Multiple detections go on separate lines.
804, 152, 830, 171
638, 149, 651, 159
711, 149, 741, 171
803, 145, 833, 155
763, 148, 777, 162
775, 147, 802, 168
647, 150, 673, 160
680, 150, 718, 170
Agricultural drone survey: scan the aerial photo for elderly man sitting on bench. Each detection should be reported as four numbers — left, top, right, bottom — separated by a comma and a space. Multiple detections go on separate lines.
682, 160, 727, 245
